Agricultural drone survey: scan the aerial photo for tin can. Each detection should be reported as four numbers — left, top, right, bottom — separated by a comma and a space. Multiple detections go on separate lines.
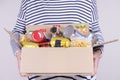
31, 29, 46, 42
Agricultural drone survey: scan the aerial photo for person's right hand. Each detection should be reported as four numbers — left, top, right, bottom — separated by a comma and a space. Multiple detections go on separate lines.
16, 50, 29, 77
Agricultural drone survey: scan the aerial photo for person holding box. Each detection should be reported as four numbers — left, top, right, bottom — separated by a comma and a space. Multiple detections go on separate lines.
10, 0, 104, 80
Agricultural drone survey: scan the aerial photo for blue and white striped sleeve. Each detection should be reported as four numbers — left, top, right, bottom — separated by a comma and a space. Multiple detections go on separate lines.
10, 0, 27, 55
90, 0, 104, 51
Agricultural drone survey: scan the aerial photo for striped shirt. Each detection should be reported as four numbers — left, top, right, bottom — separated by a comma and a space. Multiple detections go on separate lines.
11, 0, 104, 54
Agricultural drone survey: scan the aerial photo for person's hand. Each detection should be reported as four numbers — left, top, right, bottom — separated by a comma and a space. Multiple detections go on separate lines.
93, 49, 102, 75
16, 50, 21, 72
16, 50, 29, 77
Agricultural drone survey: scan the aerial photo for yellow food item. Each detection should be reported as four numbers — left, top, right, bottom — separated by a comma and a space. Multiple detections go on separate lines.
22, 42, 39, 48
75, 23, 89, 36
50, 37, 70, 47
71, 40, 91, 47
19, 34, 29, 43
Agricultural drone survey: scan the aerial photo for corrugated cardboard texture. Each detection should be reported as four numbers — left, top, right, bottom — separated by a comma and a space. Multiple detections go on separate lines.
20, 47, 93, 75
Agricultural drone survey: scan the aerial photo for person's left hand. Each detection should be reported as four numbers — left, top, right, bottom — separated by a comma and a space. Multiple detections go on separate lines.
93, 50, 102, 75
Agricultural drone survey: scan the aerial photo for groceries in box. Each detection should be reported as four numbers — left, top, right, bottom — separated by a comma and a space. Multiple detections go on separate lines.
19, 23, 97, 48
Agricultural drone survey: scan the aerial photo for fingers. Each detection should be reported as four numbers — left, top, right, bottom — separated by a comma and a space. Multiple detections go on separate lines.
93, 57, 100, 75
15, 50, 26, 77
16, 50, 21, 60
93, 50, 101, 75
16, 51, 31, 77
16, 51, 21, 73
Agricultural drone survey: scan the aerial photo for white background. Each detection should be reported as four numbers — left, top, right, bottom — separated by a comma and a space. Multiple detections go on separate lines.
0, 0, 120, 80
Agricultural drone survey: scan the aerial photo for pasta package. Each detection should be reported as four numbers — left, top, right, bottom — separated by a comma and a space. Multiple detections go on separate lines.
70, 40, 91, 47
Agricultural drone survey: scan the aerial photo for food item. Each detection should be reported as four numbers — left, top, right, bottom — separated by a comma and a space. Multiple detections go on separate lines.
50, 24, 63, 37
75, 23, 89, 36
63, 25, 74, 38
28, 30, 34, 41
70, 23, 93, 45
31, 29, 46, 42
19, 34, 29, 44
70, 40, 91, 47
39, 42, 50, 47
50, 37, 70, 47
22, 42, 39, 48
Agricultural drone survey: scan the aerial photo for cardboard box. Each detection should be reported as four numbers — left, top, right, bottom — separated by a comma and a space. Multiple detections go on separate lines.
20, 47, 94, 75
19, 24, 93, 75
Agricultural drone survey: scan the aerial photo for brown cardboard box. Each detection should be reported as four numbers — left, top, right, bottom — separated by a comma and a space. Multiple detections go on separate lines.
20, 47, 94, 75
20, 24, 94, 75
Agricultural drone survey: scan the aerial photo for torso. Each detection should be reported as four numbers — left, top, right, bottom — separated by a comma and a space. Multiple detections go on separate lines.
25, 0, 92, 25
